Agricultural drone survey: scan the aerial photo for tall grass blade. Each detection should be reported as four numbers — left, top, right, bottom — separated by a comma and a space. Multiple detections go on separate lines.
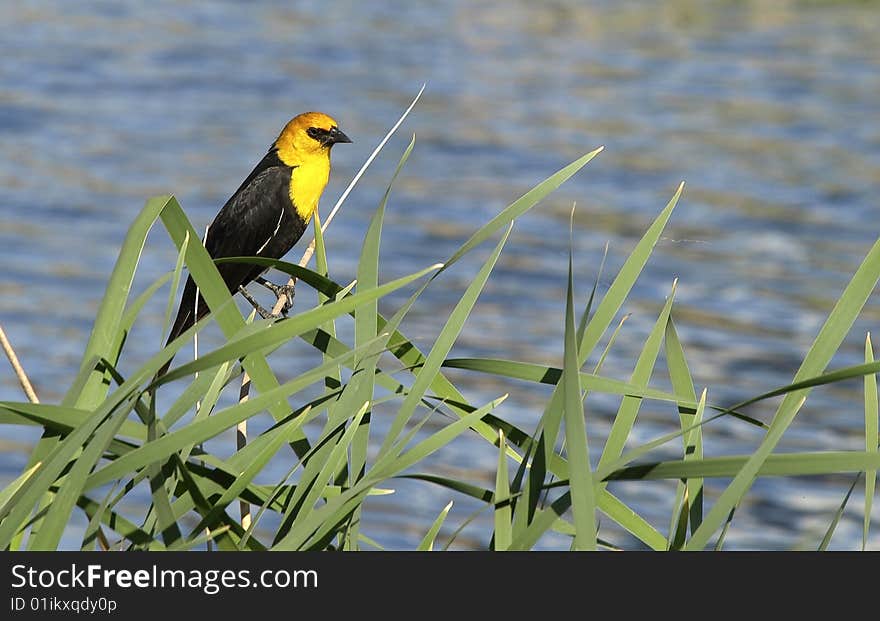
864, 333, 877, 550
189, 407, 319, 539
377, 396, 508, 476
77, 496, 161, 549
379, 223, 514, 455
604, 449, 880, 481
29, 406, 130, 550
714, 509, 735, 551
599, 489, 666, 550
445, 148, 603, 269
819, 476, 859, 551
19, 196, 170, 546
66, 194, 172, 408
0, 463, 41, 517
398, 474, 493, 503
592, 314, 630, 375
280, 403, 371, 542
116, 273, 173, 363
418, 500, 453, 551
0, 402, 145, 441
665, 317, 703, 537
686, 232, 880, 550
579, 183, 683, 365
577, 242, 608, 350
163, 231, 190, 342
279, 398, 504, 550
531, 184, 684, 503
598, 280, 676, 470
87, 341, 374, 490
441, 359, 702, 409
494, 430, 513, 551
346, 135, 416, 549
80, 484, 118, 551
562, 249, 597, 550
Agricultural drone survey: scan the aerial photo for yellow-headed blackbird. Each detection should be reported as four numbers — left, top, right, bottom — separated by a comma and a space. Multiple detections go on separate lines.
158, 112, 351, 376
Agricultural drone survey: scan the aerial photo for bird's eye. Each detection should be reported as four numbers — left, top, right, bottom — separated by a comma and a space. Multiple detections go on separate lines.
306, 127, 321, 140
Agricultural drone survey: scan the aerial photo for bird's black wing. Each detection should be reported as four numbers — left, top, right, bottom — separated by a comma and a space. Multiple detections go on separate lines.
163, 161, 294, 351
205, 165, 292, 269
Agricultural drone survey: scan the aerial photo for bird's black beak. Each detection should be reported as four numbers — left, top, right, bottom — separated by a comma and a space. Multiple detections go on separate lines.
327, 126, 352, 146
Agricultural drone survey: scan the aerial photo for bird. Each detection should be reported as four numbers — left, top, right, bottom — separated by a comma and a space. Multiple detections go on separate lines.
157, 112, 351, 378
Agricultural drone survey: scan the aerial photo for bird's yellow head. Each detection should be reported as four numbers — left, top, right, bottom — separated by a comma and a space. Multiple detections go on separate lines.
275, 111, 352, 166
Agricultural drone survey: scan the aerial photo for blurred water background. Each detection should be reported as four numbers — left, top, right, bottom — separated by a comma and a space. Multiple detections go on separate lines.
1, 0, 879, 550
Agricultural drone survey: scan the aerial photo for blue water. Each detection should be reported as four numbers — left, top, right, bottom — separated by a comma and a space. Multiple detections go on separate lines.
1, 1, 879, 550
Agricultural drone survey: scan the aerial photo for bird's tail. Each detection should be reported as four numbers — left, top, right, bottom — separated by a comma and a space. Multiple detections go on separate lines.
155, 275, 207, 380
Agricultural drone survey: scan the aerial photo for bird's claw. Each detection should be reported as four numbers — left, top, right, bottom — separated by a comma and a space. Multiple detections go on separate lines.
256, 278, 296, 315
238, 286, 280, 320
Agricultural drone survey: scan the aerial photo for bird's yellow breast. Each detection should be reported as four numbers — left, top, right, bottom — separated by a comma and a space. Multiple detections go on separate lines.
288, 158, 330, 222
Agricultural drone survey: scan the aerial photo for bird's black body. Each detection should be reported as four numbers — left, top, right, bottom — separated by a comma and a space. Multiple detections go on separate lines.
164, 147, 304, 351
155, 112, 350, 380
